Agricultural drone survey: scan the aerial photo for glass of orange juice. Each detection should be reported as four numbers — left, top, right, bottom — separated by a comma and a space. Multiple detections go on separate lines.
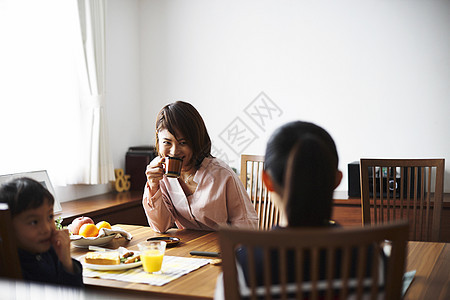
138, 241, 166, 274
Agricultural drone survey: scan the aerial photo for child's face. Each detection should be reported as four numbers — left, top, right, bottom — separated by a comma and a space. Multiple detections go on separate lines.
12, 199, 55, 254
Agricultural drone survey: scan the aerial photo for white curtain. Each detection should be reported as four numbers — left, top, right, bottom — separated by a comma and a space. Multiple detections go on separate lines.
76, 0, 115, 184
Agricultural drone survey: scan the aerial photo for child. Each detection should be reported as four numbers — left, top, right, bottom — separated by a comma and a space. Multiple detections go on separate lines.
0, 177, 83, 287
262, 120, 343, 227
215, 121, 380, 299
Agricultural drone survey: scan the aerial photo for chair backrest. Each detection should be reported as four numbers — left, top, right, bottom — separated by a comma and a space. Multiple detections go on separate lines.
0, 203, 22, 279
360, 158, 445, 242
219, 221, 409, 300
240, 154, 281, 230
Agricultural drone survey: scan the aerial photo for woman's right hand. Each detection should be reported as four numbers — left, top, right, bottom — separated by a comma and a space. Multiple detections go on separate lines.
146, 156, 165, 196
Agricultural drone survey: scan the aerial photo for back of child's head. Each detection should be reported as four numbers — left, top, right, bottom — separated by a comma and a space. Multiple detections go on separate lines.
264, 121, 339, 227
0, 177, 54, 217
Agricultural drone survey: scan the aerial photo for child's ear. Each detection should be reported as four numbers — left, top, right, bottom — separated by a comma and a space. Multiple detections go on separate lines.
334, 170, 343, 189
262, 170, 276, 192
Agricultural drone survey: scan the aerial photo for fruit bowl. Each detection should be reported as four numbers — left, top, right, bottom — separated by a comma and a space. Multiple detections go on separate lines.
70, 233, 117, 248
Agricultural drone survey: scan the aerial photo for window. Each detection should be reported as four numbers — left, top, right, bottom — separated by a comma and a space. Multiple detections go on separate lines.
0, 0, 113, 185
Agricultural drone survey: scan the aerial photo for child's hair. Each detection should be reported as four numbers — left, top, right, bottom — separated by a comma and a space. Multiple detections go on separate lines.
0, 177, 54, 217
264, 121, 339, 227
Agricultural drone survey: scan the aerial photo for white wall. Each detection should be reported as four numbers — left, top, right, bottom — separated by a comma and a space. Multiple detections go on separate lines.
106, 0, 142, 170
104, 0, 450, 195
135, 0, 450, 192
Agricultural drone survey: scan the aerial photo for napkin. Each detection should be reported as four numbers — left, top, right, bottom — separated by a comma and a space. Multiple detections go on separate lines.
98, 226, 133, 240
402, 270, 416, 296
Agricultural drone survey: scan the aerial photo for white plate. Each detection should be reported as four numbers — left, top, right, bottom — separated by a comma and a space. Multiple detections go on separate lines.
81, 254, 142, 271
71, 234, 116, 248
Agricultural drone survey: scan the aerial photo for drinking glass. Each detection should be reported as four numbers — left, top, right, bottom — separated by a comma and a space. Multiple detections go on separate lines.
138, 240, 166, 274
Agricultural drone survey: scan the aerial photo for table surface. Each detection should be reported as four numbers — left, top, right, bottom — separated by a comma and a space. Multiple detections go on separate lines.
71, 224, 450, 300
71, 224, 221, 299
405, 241, 450, 299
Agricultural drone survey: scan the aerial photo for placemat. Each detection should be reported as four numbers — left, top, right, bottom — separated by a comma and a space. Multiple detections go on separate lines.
82, 256, 211, 286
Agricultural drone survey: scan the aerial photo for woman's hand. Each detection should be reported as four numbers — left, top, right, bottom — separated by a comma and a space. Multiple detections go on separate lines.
51, 228, 74, 273
146, 156, 165, 196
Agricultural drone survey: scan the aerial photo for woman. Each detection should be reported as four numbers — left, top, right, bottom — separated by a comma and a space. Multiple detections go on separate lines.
142, 101, 258, 233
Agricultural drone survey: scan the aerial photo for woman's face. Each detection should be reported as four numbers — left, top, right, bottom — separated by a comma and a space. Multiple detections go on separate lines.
158, 129, 193, 170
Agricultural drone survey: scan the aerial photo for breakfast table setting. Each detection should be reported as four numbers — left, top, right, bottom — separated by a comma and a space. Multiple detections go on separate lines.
67, 220, 450, 300
69, 222, 222, 299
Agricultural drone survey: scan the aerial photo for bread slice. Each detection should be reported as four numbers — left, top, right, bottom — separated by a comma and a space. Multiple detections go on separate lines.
85, 251, 120, 265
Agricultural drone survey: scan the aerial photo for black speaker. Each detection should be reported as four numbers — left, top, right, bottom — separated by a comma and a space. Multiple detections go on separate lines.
367, 167, 422, 198
348, 161, 361, 197
125, 146, 156, 191
348, 161, 422, 198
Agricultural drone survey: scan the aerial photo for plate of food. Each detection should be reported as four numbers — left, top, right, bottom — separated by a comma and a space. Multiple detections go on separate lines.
146, 236, 180, 247
81, 248, 142, 271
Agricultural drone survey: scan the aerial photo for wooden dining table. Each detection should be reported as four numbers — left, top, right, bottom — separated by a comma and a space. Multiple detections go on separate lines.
405, 241, 450, 299
71, 224, 221, 299
70, 224, 450, 300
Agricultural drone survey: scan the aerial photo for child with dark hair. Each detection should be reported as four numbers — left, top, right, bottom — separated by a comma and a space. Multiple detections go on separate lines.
215, 121, 382, 299
262, 120, 342, 227
0, 177, 83, 287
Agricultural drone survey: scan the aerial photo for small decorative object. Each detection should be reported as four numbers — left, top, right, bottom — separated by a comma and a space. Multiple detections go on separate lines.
114, 168, 131, 192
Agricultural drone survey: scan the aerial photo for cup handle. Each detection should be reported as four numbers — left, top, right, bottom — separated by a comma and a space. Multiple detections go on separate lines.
160, 157, 167, 173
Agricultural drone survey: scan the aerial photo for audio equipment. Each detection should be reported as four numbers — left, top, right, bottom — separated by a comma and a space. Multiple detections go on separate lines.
125, 146, 156, 191
348, 161, 361, 197
347, 161, 422, 198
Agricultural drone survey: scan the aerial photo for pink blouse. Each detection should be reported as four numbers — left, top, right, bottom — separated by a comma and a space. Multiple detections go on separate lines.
142, 157, 258, 233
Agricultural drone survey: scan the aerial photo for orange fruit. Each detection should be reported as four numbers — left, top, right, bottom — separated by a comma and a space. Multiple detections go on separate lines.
79, 223, 99, 237
96, 221, 112, 230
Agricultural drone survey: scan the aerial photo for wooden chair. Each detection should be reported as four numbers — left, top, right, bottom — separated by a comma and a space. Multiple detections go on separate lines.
360, 158, 445, 242
0, 203, 22, 279
240, 154, 281, 230
219, 221, 409, 300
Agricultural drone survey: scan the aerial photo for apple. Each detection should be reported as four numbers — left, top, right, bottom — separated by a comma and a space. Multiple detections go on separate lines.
68, 216, 94, 235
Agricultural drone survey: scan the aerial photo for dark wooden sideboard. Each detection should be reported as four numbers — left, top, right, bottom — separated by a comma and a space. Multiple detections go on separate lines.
58, 190, 148, 227
57, 190, 450, 242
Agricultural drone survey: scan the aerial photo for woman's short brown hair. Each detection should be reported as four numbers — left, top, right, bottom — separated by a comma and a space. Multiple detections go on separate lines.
155, 101, 212, 168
